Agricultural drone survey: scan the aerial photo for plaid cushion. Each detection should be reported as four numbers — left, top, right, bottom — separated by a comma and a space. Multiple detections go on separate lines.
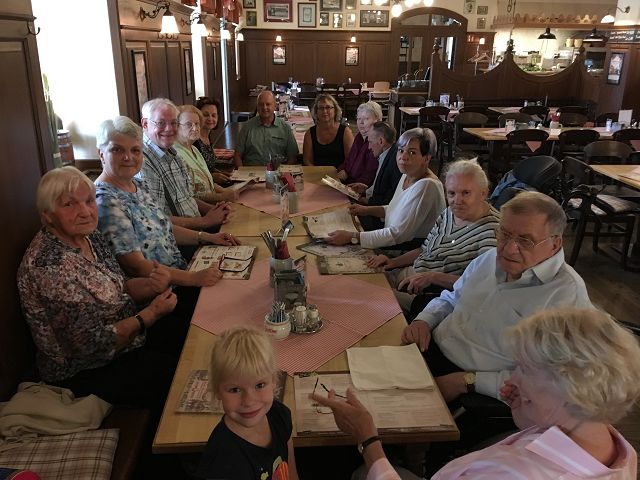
0, 429, 118, 480
596, 194, 640, 214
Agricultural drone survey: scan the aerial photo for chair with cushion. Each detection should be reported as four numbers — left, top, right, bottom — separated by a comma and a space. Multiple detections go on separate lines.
555, 129, 600, 160
419, 106, 450, 171
595, 112, 619, 127
583, 140, 633, 165
400, 95, 426, 132
558, 112, 588, 127
561, 156, 640, 269
612, 129, 640, 150
497, 112, 534, 127
369, 81, 391, 118
449, 112, 489, 167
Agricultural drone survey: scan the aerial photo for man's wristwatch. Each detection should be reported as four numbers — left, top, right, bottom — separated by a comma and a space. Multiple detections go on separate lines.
357, 435, 381, 455
351, 232, 359, 244
463, 372, 476, 394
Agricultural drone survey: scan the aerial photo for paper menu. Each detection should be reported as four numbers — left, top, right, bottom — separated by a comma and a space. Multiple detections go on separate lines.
320, 175, 360, 200
188, 245, 257, 279
303, 209, 361, 239
619, 109, 633, 126
294, 373, 454, 434
347, 344, 434, 390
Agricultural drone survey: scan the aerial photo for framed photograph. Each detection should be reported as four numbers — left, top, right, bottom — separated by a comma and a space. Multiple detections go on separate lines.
345, 46, 359, 66
246, 10, 257, 26
132, 51, 149, 117
319, 12, 330, 25
273, 44, 286, 65
183, 48, 193, 96
464, 0, 476, 14
264, 0, 292, 22
477, 5, 488, 14
346, 12, 356, 27
345, 0, 356, 8
298, 3, 316, 27
476, 17, 486, 29
320, 0, 341, 11
333, 13, 343, 28
243, 0, 256, 7
607, 52, 625, 85
359, 10, 389, 27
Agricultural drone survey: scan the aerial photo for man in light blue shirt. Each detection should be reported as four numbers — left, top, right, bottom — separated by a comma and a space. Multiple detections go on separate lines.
402, 192, 592, 401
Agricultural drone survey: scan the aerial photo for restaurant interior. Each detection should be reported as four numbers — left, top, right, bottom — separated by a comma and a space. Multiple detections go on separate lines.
2, 0, 640, 478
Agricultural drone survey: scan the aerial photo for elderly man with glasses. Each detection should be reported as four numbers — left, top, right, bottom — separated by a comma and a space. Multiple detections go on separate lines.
402, 191, 592, 404
137, 98, 230, 235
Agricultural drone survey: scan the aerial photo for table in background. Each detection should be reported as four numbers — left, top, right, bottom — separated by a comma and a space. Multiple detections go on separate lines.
591, 164, 640, 190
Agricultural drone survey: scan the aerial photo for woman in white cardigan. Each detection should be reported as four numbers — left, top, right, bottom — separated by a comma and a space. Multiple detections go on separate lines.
327, 128, 445, 249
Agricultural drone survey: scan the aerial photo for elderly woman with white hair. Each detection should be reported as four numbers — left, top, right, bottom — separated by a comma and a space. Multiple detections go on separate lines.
368, 159, 500, 312
328, 127, 446, 250
17, 167, 181, 420
94, 115, 239, 288
336, 101, 382, 185
314, 308, 640, 479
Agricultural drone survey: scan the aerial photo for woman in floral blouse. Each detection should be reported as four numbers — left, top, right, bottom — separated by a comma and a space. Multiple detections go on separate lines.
18, 167, 178, 419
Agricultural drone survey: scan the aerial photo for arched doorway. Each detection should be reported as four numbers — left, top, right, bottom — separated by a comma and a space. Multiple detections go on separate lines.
391, 7, 467, 79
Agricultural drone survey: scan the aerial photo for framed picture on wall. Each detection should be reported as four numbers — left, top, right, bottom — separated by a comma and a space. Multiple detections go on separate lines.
333, 13, 343, 28
359, 10, 389, 27
273, 44, 286, 64
320, 0, 341, 11
345, 0, 357, 8
264, 0, 292, 22
246, 11, 257, 26
477, 17, 486, 29
132, 51, 149, 116
298, 3, 316, 27
464, 0, 476, 14
184, 48, 193, 96
477, 5, 488, 14
345, 46, 359, 66
607, 52, 624, 85
346, 12, 356, 27
319, 12, 330, 25
243, 0, 256, 7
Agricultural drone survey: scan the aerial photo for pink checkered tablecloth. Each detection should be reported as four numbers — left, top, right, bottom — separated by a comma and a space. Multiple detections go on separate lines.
237, 181, 349, 218
191, 259, 402, 375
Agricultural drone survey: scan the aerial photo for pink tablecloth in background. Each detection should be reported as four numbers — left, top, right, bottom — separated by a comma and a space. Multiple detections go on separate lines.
191, 259, 402, 375
238, 182, 349, 218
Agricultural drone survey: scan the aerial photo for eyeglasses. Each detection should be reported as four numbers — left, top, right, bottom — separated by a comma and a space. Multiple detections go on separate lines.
496, 227, 557, 251
149, 119, 178, 129
311, 377, 346, 414
317, 106, 335, 111
179, 122, 201, 130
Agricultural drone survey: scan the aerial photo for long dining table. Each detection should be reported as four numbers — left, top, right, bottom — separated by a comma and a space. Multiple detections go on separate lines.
152, 166, 459, 454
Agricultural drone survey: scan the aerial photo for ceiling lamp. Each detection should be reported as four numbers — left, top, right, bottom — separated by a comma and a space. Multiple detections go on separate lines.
139, 1, 180, 34
423, 0, 433, 5
275, 34, 282, 42
538, 27, 556, 40
391, 2, 403, 17
584, 28, 606, 43
601, 6, 630, 24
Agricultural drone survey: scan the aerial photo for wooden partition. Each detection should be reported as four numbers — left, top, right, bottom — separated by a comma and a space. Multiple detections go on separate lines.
428, 44, 600, 107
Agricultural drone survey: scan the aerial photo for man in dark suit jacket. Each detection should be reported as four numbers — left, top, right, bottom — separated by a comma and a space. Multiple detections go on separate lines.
349, 121, 402, 230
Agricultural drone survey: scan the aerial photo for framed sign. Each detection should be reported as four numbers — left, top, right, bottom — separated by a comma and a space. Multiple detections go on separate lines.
345, 46, 359, 66
346, 12, 356, 27
607, 52, 624, 85
298, 3, 316, 27
360, 10, 389, 27
264, 0, 292, 22
320, 0, 342, 11
246, 10, 257, 26
477, 17, 486, 29
319, 12, 330, 25
243, 0, 256, 7
273, 44, 286, 64
477, 5, 488, 14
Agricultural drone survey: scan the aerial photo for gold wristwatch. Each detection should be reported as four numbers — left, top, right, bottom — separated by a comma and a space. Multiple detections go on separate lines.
463, 372, 476, 394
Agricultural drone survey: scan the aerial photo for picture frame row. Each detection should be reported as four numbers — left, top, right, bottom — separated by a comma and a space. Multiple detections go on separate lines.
271, 45, 360, 66
245, 5, 389, 28
243, 0, 390, 8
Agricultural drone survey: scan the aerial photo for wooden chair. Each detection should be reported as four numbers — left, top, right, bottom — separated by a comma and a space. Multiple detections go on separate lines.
450, 112, 489, 161
520, 105, 549, 120
494, 129, 550, 178
419, 106, 450, 173
558, 112, 588, 127
557, 105, 589, 116
595, 112, 618, 127
340, 82, 363, 118
400, 95, 426, 132
296, 84, 317, 107
369, 81, 391, 118
319, 83, 339, 95
612, 128, 640, 149
561, 156, 640, 269
583, 140, 633, 165
555, 129, 600, 160
497, 112, 534, 127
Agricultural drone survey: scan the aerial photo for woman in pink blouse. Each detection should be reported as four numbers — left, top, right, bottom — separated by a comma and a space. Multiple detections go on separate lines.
314, 308, 640, 480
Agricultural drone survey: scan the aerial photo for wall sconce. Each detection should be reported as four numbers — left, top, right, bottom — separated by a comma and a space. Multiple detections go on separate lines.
391, 2, 402, 17
350, 35, 356, 42
139, 0, 180, 34
601, 6, 630, 24
221, 29, 231, 40
237, 32, 244, 41
181, 12, 208, 37
275, 34, 282, 42
479, 37, 486, 45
